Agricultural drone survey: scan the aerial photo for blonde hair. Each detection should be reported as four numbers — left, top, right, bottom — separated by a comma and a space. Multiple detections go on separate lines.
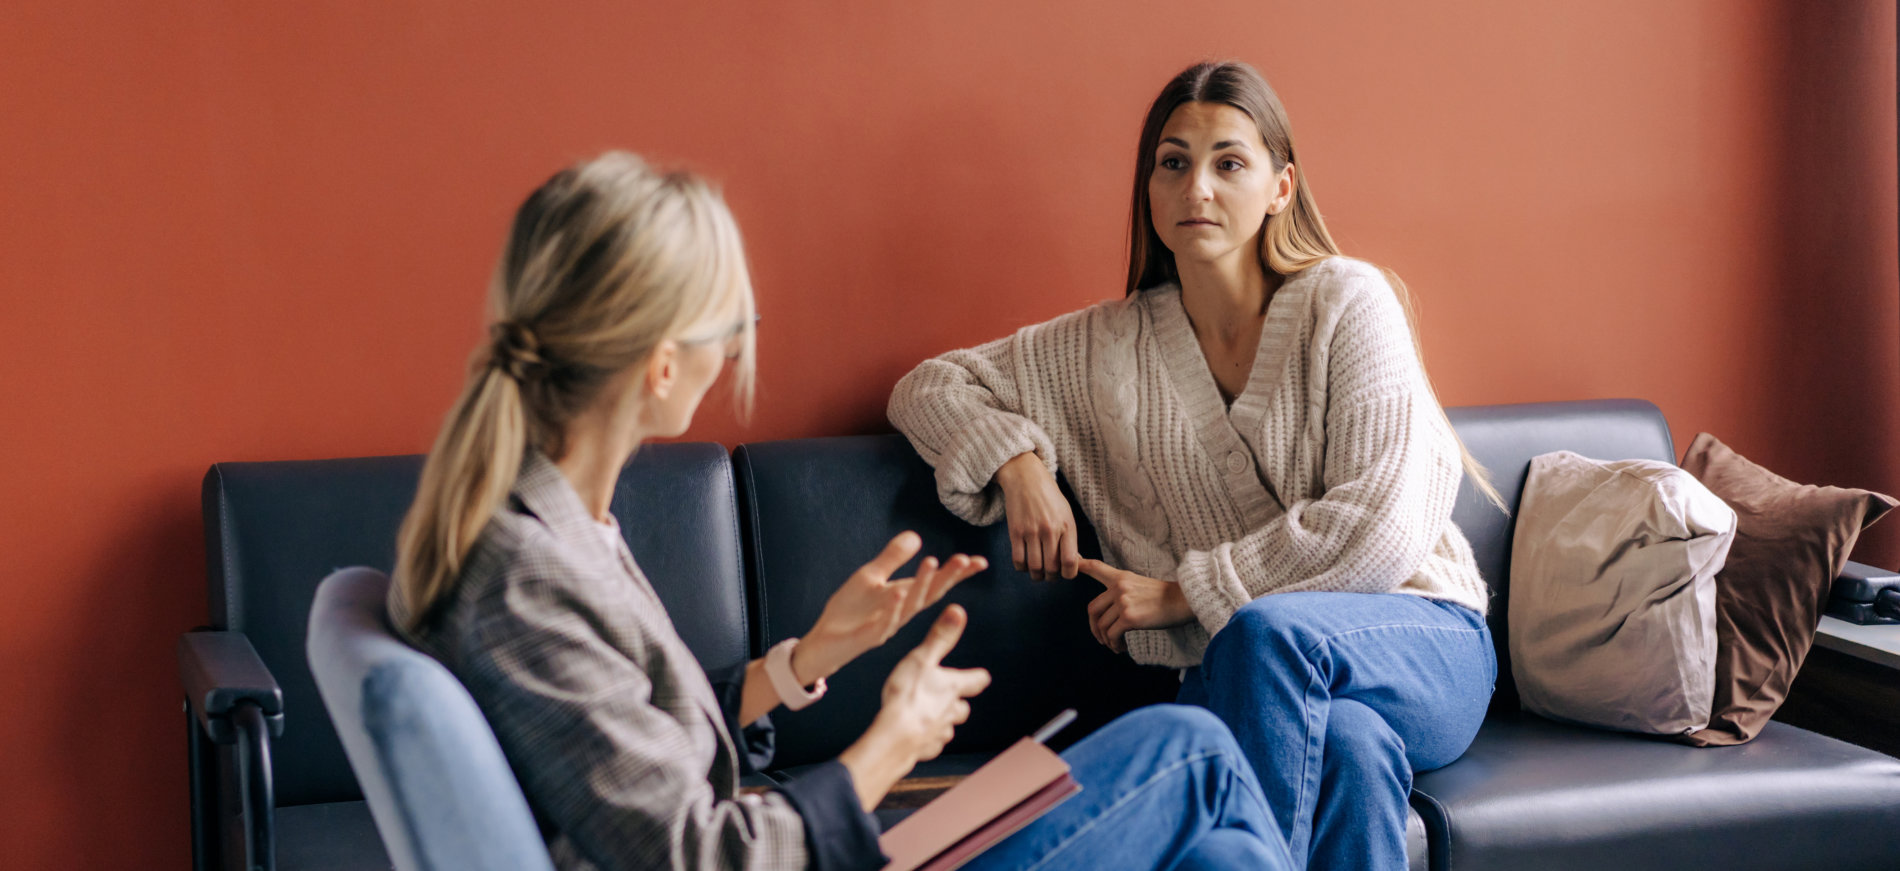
392, 151, 757, 630
1127, 61, 1505, 511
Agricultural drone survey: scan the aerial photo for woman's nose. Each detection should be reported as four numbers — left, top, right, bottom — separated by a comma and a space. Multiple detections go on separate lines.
1184, 168, 1214, 202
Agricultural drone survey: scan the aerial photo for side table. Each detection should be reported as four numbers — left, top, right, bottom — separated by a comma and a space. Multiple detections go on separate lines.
1774, 616, 1900, 758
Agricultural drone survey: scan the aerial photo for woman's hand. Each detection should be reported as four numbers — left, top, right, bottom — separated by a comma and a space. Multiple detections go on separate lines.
876, 605, 992, 761
794, 532, 987, 685
839, 606, 992, 809
995, 452, 1079, 581
1078, 558, 1195, 654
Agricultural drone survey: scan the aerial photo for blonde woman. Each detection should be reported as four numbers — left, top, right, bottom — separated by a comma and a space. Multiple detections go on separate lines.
390, 152, 1291, 870
889, 61, 1499, 871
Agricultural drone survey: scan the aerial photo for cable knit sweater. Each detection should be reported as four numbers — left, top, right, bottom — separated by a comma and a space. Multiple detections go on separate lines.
888, 256, 1489, 668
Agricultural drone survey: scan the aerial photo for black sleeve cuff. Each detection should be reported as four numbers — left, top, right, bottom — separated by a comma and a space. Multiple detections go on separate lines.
703, 661, 775, 775
776, 760, 888, 871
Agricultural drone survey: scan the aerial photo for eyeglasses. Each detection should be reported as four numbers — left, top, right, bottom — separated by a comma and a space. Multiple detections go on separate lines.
682, 314, 761, 361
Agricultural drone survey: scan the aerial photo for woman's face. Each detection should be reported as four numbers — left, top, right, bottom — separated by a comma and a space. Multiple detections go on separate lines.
1147, 101, 1291, 271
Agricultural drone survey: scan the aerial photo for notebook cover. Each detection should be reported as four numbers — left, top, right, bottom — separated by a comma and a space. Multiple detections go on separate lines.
916, 773, 1080, 871
879, 738, 1073, 871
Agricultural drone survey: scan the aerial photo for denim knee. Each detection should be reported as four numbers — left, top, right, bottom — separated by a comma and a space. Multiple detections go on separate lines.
1204, 594, 1323, 678
1106, 704, 1243, 758
1322, 701, 1406, 782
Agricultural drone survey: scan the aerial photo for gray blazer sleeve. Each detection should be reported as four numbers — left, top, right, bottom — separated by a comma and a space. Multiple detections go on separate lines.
460, 569, 811, 871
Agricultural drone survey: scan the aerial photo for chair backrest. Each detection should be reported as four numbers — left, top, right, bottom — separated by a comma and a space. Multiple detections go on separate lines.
202, 443, 748, 807
734, 435, 1181, 768
307, 567, 556, 871
1444, 399, 1676, 709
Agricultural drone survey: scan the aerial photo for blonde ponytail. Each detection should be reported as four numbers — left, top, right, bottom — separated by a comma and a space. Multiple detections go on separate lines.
391, 362, 528, 629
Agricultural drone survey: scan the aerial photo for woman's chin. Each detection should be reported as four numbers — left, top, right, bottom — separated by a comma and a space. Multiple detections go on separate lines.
1165, 243, 1240, 269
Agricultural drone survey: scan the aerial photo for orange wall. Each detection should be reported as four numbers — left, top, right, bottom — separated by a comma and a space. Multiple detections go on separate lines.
2, 2, 1894, 867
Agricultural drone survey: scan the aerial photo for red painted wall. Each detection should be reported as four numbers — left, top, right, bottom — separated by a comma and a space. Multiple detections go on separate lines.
2, 2, 1894, 867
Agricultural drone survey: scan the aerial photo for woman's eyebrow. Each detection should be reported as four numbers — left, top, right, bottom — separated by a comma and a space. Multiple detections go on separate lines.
1157, 137, 1253, 151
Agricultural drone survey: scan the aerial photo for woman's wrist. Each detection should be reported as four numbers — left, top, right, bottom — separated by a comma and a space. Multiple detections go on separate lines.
790, 630, 848, 687
839, 719, 917, 811
994, 451, 1042, 491
1160, 580, 1195, 626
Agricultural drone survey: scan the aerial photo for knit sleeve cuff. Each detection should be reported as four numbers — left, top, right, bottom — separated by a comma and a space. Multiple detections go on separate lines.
1172, 545, 1255, 640
775, 760, 887, 871
932, 412, 1057, 526
1124, 623, 1209, 668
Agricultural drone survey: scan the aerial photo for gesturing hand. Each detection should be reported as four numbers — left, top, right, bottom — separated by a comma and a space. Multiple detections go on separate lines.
876, 605, 992, 763
1079, 558, 1194, 654
796, 532, 987, 684
995, 452, 1079, 581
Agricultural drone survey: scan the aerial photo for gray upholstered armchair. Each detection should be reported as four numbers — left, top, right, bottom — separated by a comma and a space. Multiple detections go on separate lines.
306, 567, 553, 871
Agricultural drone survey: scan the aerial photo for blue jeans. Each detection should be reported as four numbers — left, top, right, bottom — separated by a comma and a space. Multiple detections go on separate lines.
1177, 593, 1495, 871
966, 705, 1295, 871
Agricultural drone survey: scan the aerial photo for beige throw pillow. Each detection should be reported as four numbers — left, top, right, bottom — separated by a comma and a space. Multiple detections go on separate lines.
1509, 451, 1736, 735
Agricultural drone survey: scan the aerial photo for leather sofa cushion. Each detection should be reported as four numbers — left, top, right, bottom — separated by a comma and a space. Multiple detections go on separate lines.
203, 443, 746, 808
204, 454, 426, 806
735, 435, 1180, 771
1410, 712, 1900, 871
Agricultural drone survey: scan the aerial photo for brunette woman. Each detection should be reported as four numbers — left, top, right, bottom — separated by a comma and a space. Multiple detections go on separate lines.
890, 61, 1500, 870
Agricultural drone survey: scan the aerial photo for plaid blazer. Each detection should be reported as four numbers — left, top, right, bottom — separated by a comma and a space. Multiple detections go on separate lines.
394, 451, 812, 871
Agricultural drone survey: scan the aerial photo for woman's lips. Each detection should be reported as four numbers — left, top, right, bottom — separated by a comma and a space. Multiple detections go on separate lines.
1178, 219, 1219, 227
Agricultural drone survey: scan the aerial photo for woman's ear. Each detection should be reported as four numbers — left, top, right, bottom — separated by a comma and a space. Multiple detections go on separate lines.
645, 339, 680, 400
1269, 163, 1297, 215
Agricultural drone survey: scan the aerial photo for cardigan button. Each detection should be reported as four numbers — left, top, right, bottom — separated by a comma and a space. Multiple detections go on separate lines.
1226, 451, 1249, 474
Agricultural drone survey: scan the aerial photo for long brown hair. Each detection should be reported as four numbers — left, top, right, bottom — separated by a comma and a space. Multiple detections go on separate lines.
1126, 61, 1504, 510
391, 152, 757, 631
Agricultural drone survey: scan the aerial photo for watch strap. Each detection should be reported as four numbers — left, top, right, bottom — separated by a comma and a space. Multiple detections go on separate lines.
765, 637, 827, 711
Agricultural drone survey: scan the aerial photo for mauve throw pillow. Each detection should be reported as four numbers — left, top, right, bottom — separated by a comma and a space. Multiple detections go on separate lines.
1679, 433, 1897, 747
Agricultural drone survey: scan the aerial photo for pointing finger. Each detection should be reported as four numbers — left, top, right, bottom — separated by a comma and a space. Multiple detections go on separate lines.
1076, 558, 1119, 585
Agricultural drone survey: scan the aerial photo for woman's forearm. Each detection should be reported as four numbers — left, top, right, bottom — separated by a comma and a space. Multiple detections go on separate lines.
737, 658, 779, 727
837, 723, 915, 811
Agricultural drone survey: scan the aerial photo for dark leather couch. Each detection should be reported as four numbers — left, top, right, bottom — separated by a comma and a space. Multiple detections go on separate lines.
180, 399, 1900, 870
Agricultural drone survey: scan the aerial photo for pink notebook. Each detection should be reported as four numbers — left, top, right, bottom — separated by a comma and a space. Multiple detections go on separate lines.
878, 737, 1081, 871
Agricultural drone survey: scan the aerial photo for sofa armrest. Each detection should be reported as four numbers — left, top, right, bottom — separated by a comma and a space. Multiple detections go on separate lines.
1829, 561, 1900, 626
178, 630, 284, 743
1834, 561, 1900, 603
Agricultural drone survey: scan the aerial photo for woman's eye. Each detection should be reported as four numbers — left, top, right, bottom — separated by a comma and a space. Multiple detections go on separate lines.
1158, 156, 1185, 171
1219, 158, 1245, 172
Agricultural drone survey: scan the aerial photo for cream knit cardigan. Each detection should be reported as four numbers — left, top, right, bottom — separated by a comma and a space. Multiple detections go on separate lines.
888, 256, 1489, 668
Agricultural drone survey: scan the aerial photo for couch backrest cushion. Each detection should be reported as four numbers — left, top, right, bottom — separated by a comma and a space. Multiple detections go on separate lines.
735, 436, 1180, 769
203, 443, 746, 807
608, 443, 751, 674
1445, 399, 1675, 709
